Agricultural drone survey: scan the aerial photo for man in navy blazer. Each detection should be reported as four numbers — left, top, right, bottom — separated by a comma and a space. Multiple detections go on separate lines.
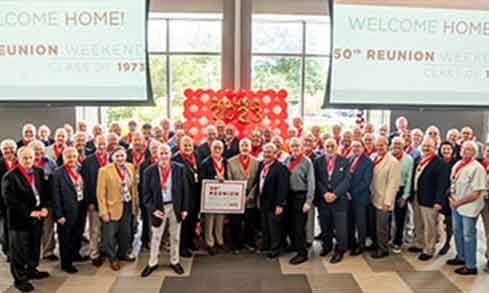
314, 138, 351, 264
141, 144, 189, 277
347, 141, 373, 256
256, 143, 289, 259
52, 147, 85, 274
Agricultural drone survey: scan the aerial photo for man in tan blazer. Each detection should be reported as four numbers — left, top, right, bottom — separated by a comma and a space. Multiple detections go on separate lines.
227, 138, 259, 253
97, 146, 138, 271
369, 136, 401, 259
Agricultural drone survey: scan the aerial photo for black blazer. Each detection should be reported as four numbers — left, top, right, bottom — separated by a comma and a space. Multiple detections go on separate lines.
415, 155, 450, 208
1, 166, 48, 231
314, 155, 352, 210
126, 148, 150, 164
223, 138, 240, 159
142, 162, 189, 226
349, 154, 373, 206
52, 166, 84, 224
0, 159, 11, 215
172, 152, 202, 212
256, 160, 289, 211
80, 153, 109, 208
201, 156, 228, 180
197, 142, 211, 163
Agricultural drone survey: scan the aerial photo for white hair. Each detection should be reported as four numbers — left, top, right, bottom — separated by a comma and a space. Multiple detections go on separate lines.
28, 140, 46, 152
38, 125, 51, 136
17, 146, 33, 158
462, 140, 479, 158
263, 142, 277, 152
211, 140, 224, 149
62, 146, 78, 158
1, 139, 17, 153
157, 143, 172, 153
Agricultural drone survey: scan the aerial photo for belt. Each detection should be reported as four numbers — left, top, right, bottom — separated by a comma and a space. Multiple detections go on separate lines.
163, 201, 172, 205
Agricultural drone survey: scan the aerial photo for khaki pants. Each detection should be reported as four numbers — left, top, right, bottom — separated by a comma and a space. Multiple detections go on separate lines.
41, 208, 56, 258
148, 204, 181, 267
412, 196, 425, 249
481, 198, 489, 260
420, 206, 438, 255
205, 214, 225, 248
88, 208, 102, 259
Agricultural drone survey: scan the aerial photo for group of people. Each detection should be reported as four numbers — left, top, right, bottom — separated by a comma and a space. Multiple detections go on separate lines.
1, 116, 489, 292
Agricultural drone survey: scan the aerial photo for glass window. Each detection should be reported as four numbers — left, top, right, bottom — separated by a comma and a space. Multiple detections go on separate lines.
148, 19, 167, 52
105, 55, 168, 124
169, 20, 221, 52
170, 55, 221, 119
252, 21, 302, 54
252, 56, 302, 117
306, 22, 331, 55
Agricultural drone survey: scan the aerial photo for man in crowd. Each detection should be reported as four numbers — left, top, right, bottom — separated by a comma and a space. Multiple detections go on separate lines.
2, 146, 50, 292
141, 144, 189, 277
197, 125, 218, 162
0, 139, 18, 258
17, 124, 37, 148
314, 138, 351, 263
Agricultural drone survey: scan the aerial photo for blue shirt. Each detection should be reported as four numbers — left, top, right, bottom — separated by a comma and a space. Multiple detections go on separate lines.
160, 168, 172, 203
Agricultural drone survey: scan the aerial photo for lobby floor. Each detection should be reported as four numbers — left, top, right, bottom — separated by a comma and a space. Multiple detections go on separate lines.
1, 225, 489, 293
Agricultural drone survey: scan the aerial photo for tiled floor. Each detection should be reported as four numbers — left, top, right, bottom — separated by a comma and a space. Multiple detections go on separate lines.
1, 224, 489, 292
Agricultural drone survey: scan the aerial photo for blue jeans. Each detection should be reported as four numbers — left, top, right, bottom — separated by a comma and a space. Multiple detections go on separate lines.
452, 209, 478, 269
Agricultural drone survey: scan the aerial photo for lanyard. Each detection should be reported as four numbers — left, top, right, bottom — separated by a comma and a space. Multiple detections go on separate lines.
3, 157, 17, 171
65, 165, 81, 186
159, 165, 171, 190
96, 151, 108, 167
212, 157, 224, 175
350, 155, 361, 172
288, 155, 303, 172
239, 155, 250, 174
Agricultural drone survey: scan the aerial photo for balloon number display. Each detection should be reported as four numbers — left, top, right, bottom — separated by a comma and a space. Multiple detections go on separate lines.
183, 89, 289, 142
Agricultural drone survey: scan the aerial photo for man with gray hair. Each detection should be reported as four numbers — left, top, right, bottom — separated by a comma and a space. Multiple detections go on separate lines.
197, 125, 218, 162
17, 124, 37, 149
256, 143, 289, 259
3, 146, 50, 292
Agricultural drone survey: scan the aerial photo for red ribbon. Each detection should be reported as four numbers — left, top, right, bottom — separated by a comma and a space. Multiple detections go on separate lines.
3, 157, 17, 171
181, 153, 196, 167
288, 154, 303, 172
53, 144, 65, 159
212, 158, 225, 175
65, 165, 80, 186
159, 165, 171, 190
239, 155, 250, 174
132, 149, 145, 167
326, 156, 336, 174
453, 159, 473, 178
418, 153, 436, 169
17, 164, 34, 187
373, 154, 385, 167
96, 151, 108, 167
350, 155, 361, 172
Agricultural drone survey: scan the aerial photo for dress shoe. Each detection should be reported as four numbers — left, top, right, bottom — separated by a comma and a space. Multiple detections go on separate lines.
454, 267, 477, 275
170, 263, 185, 275
110, 261, 120, 271
289, 254, 308, 265
180, 249, 193, 258
208, 246, 217, 256
15, 281, 34, 292
330, 252, 344, 264
119, 256, 136, 262
27, 269, 50, 280
92, 257, 104, 267
407, 246, 423, 253
446, 258, 465, 266
141, 265, 158, 277
418, 253, 433, 261
320, 247, 332, 257
43, 255, 59, 261
306, 242, 312, 249
350, 247, 365, 256
391, 245, 402, 255
371, 250, 389, 259
62, 266, 78, 274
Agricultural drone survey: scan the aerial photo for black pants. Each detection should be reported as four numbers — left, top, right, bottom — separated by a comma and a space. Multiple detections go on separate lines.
180, 209, 198, 252
318, 200, 348, 253
1, 214, 8, 255
140, 203, 150, 245
260, 210, 283, 254
103, 203, 132, 261
348, 201, 368, 249
58, 214, 83, 270
367, 204, 377, 246
243, 208, 260, 248
9, 221, 42, 284
393, 189, 407, 246
287, 193, 308, 256
229, 214, 244, 250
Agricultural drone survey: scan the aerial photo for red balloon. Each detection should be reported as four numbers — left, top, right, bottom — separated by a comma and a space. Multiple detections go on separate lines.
184, 88, 194, 98
278, 89, 288, 99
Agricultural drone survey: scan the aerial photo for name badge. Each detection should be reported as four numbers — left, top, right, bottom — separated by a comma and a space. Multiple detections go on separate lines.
77, 189, 84, 202
194, 172, 199, 183
34, 190, 41, 207
122, 184, 131, 202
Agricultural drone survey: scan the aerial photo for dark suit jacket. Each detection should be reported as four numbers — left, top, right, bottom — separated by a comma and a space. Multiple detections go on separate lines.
126, 148, 150, 164
0, 160, 11, 216
223, 138, 240, 159
201, 156, 228, 180
415, 155, 450, 208
52, 166, 84, 225
349, 154, 373, 205
197, 142, 211, 163
142, 162, 189, 226
256, 160, 289, 211
314, 155, 351, 210
80, 153, 109, 208
1, 166, 48, 231
172, 152, 202, 212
